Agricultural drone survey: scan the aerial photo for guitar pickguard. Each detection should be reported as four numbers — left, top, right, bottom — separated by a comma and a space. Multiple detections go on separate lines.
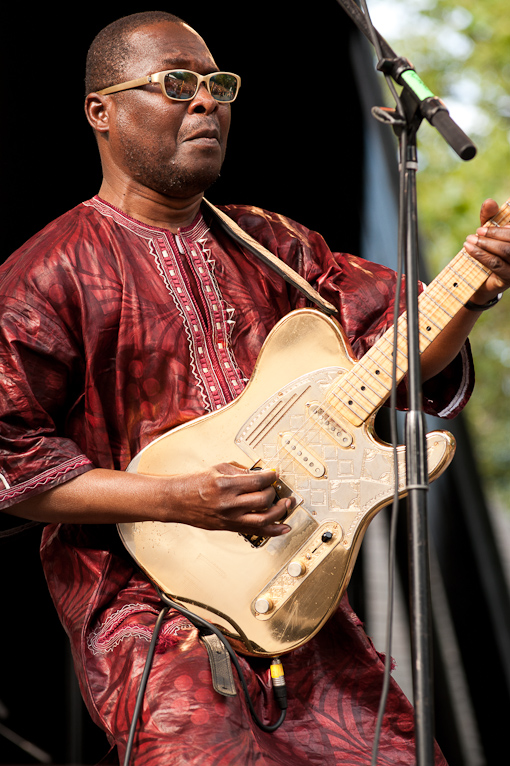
235, 366, 407, 546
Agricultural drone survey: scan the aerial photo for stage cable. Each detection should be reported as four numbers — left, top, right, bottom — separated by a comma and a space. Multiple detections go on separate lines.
370, 127, 408, 766
353, 2, 409, 764
122, 587, 287, 766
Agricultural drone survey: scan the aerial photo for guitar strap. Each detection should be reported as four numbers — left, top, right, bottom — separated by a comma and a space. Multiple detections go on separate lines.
200, 631, 237, 697
203, 199, 338, 316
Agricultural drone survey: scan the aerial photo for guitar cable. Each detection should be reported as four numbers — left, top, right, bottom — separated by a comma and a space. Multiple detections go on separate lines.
369, 180, 406, 766
122, 585, 287, 766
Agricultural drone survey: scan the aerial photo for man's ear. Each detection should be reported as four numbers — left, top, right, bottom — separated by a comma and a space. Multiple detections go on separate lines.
84, 93, 111, 134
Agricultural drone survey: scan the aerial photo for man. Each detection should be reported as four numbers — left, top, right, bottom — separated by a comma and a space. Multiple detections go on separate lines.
1, 11, 509, 764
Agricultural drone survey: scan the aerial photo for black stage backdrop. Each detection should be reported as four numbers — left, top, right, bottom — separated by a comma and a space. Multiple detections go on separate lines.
1, 3, 363, 260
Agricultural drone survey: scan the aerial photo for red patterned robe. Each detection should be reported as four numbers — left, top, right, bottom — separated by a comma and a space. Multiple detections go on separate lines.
0, 197, 471, 764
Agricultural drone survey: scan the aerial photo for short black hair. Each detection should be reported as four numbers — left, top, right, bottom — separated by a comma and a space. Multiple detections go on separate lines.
85, 11, 185, 96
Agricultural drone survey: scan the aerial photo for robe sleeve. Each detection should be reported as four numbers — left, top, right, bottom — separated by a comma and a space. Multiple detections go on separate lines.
0, 295, 94, 510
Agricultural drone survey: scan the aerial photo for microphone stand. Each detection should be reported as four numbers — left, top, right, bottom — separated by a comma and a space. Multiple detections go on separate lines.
334, 1, 477, 764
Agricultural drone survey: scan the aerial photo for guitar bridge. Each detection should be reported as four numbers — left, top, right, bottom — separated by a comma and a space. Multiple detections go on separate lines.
280, 432, 325, 477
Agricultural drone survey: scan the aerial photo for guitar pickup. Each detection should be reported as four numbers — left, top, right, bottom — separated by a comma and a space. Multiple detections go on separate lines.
280, 433, 325, 477
306, 401, 353, 448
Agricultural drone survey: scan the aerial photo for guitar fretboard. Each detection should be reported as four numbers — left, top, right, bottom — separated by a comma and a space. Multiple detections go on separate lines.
327, 199, 510, 426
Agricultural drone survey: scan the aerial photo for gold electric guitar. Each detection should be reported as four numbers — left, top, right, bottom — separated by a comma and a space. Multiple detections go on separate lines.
119, 199, 509, 657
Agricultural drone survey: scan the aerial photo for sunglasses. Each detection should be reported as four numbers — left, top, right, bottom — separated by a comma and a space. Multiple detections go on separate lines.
97, 69, 241, 103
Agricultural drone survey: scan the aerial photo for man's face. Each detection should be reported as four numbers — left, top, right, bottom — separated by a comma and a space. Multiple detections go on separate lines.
104, 22, 232, 199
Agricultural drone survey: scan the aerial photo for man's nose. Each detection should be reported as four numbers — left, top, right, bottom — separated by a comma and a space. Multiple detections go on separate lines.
187, 83, 218, 114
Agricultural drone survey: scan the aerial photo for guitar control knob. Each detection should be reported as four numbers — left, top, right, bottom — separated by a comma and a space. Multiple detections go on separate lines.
254, 597, 273, 615
287, 560, 306, 578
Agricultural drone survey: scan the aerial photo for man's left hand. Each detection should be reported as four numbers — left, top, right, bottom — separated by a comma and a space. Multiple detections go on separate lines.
463, 198, 510, 303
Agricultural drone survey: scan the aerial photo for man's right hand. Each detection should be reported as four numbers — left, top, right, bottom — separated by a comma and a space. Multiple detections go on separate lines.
5, 464, 293, 537
161, 463, 292, 536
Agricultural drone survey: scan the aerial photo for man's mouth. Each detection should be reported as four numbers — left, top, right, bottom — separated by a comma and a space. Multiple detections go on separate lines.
183, 125, 221, 146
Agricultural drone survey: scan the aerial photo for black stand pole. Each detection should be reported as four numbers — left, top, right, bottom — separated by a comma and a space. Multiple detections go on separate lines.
334, 2, 477, 763
401, 110, 435, 766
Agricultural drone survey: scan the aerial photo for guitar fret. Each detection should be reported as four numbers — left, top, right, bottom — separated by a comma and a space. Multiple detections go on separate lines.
447, 252, 491, 283
349, 367, 385, 402
443, 266, 478, 292
333, 379, 374, 415
492, 201, 510, 226
418, 307, 442, 333
434, 251, 489, 285
354, 362, 393, 398
419, 326, 434, 345
447, 260, 486, 287
373, 334, 405, 368
362, 361, 394, 388
430, 281, 466, 308
420, 292, 454, 321
328, 388, 371, 422
442, 269, 476, 297
418, 310, 443, 350
363, 349, 396, 382
396, 333, 412, 364
374, 339, 407, 374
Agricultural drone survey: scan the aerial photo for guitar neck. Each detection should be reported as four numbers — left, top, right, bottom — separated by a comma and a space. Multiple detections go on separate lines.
328, 199, 510, 426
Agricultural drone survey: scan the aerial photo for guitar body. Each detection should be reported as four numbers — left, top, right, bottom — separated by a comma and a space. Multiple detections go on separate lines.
120, 309, 455, 656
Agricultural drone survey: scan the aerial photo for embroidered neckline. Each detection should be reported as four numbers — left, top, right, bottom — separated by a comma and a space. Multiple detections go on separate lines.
83, 196, 246, 412
86, 196, 208, 242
